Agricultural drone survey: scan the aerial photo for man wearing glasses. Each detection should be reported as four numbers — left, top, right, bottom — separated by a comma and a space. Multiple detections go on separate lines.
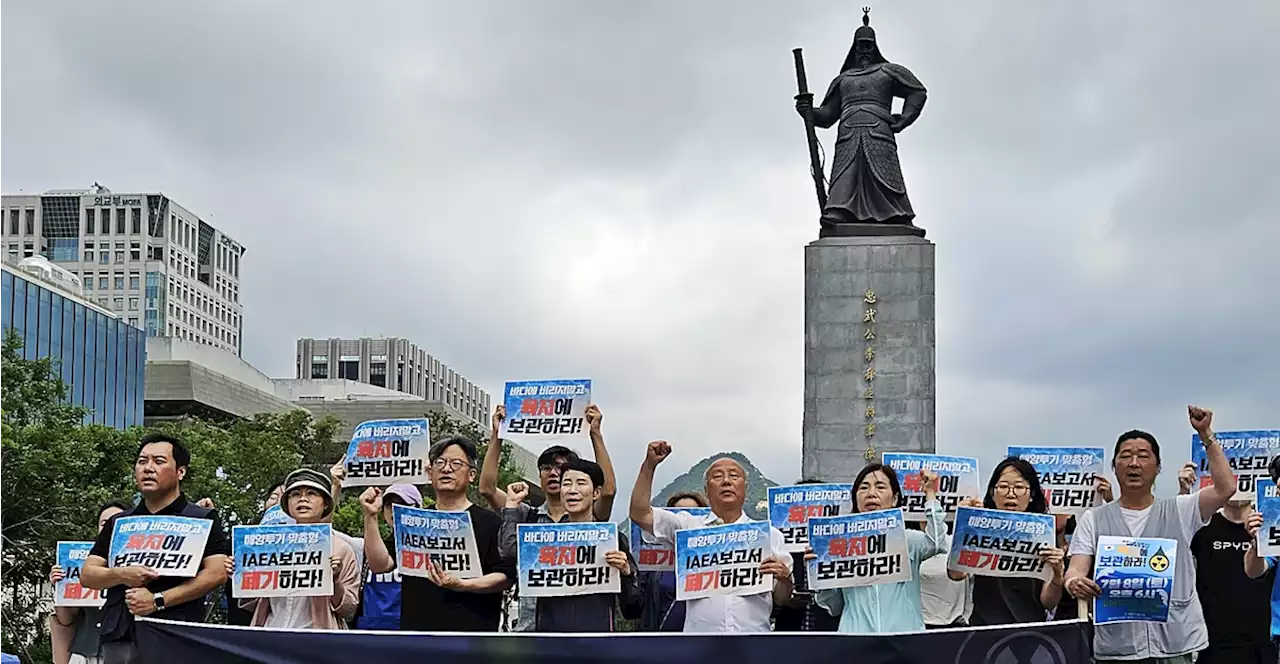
480, 403, 618, 631
361, 436, 515, 631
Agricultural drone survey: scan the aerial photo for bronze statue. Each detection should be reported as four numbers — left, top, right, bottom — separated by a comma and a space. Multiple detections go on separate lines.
795, 8, 927, 237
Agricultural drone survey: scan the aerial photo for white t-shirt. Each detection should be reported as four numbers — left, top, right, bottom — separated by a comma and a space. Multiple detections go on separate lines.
648, 508, 792, 633
919, 550, 972, 626
1068, 492, 1209, 558
264, 595, 313, 629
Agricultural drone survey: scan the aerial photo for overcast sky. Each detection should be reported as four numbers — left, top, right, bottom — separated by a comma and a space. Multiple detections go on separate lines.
4, 1, 1277, 501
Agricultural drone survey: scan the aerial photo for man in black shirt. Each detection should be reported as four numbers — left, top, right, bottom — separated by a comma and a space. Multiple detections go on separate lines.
82, 434, 228, 664
1183, 462, 1277, 663
362, 436, 515, 631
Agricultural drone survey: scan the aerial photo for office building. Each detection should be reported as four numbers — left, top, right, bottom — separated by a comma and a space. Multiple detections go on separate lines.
144, 337, 296, 424
1, 256, 145, 428
1, 184, 246, 356
295, 337, 491, 427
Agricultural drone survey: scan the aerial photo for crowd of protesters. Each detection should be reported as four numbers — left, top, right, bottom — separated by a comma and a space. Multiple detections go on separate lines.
51, 404, 1280, 664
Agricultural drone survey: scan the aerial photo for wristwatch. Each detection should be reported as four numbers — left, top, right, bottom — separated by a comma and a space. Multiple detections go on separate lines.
153, 592, 166, 611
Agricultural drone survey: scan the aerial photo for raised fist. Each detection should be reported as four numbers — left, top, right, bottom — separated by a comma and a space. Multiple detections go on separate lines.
586, 404, 602, 431
645, 441, 672, 466
506, 482, 530, 508
1178, 463, 1197, 495
492, 405, 506, 432
360, 487, 383, 516
1188, 405, 1214, 434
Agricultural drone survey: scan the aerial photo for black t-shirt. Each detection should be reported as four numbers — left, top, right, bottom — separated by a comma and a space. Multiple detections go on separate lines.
398, 504, 515, 632
88, 494, 228, 642
969, 576, 1047, 626
1191, 512, 1275, 648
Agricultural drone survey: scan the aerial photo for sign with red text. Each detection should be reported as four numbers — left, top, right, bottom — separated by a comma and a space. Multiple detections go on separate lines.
501, 379, 591, 439
392, 504, 482, 580
517, 522, 620, 597
232, 524, 333, 598
108, 516, 212, 577
805, 509, 910, 590
767, 484, 853, 552
342, 418, 431, 487
674, 521, 768, 601
55, 542, 104, 607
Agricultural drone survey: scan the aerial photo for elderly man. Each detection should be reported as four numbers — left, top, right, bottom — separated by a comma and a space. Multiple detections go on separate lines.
629, 441, 793, 632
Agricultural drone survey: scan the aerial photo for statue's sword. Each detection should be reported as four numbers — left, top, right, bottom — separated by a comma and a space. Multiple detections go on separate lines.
792, 48, 828, 210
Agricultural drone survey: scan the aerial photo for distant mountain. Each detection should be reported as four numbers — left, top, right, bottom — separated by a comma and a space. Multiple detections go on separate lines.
619, 452, 778, 529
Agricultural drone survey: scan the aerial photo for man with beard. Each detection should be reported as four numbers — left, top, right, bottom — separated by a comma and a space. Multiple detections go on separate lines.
629, 442, 794, 632
81, 434, 228, 664
362, 436, 514, 631
480, 402, 618, 630
1065, 406, 1236, 664
502, 459, 642, 631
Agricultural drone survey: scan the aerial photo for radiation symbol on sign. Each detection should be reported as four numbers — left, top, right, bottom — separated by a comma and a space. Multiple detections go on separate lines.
1149, 548, 1170, 573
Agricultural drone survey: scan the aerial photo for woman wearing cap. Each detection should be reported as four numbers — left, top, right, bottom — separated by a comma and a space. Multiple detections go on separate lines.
227, 468, 361, 629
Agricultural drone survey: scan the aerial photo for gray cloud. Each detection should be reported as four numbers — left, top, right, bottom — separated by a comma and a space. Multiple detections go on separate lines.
4, 1, 1277, 502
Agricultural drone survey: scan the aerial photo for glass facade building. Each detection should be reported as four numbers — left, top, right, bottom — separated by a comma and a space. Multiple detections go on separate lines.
1, 265, 145, 428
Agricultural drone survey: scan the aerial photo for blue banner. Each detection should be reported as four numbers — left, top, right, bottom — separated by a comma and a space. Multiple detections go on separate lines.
392, 504, 483, 580
882, 453, 980, 519
1257, 477, 1280, 557
517, 521, 619, 597
54, 541, 102, 607
501, 379, 592, 439
631, 506, 712, 572
1191, 429, 1280, 499
232, 524, 332, 598
674, 521, 769, 601
806, 508, 909, 590
1093, 536, 1177, 624
1008, 446, 1105, 516
342, 418, 431, 487
108, 516, 213, 577
767, 484, 853, 552
949, 507, 1055, 580
136, 615, 1093, 664
259, 504, 294, 526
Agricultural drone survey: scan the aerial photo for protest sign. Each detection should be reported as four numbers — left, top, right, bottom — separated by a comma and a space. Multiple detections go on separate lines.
54, 542, 104, 607
768, 484, 853, 552
501, 379, 591, 439
1008, 446, 1105, 516
341, 418, 431, 487
805, 508, 909, 590
392, 504, 483, 580
517, 522, 620, 598
232, 524, 333, 598
674, 521, 768, 601
631, 506, 713, 572
949, 507, 1055, 581
882, 453, 980, 520
108, 516, 212, 577
1256, 478, 1280, 557
259, 505, 294, 526
1192, 430, 1280, 500
1093, 536, 1177, 624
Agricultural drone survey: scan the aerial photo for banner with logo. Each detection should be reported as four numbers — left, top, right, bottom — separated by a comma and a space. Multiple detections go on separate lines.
342, 418, 431, 487
1093, 535, 1177, 624
1256, 478, 1280, 557
232, 524, 333, 598
54, 541, 103, 607
949, 507, 1055, 581
501, 379, 592, 439
1192, 430, 1280, 500
806, 508, 909, 590
882, 453, 980, 520
108, 516, 212, 577
631, 507, 712, 572
393, 505, 483, 580
517, 522, 619, 598
1008, 446, 1105, 516
259, 504, 294, 526
136, 615, 1092, 664
674, 521, 768, 601
767, 484, 853, 552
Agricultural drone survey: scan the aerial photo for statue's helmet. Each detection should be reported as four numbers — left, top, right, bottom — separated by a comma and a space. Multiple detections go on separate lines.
841, 7, 887, 71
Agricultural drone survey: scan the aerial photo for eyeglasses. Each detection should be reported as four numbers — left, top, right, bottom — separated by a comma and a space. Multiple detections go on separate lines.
538, 462, 566, 474
995, 483, 1030, 495
432, 458, 471, 471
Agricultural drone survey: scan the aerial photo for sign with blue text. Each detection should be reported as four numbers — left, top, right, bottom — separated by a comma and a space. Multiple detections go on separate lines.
768, 484, 853, 552
949, 507, 1055, 581
54, 542, 103, 607
882, 453, 980, 520
1256, 478, 1280, 557
232, 524, 333, 599
259, 505, 294, 526
108, 516, 212, 577
392, 504, 482, 580
1093, 535, 1177, 624
1008, 446, 1105, 516
501, 379, 592, 439
674, 521, 769, 601
1192, 430, 1280, 500
806, 508, 909, 590
342, 418, 431, 487
517, 522, 619, 598
632, 506, 713, 572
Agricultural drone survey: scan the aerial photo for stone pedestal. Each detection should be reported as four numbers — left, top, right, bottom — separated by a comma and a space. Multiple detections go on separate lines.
801, 235, 936, 482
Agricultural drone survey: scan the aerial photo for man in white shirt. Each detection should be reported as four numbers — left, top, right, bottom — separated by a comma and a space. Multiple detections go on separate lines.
629, 441, 793, 633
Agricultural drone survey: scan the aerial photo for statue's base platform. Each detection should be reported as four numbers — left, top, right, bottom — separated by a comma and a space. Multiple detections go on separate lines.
819, 222, 926, 238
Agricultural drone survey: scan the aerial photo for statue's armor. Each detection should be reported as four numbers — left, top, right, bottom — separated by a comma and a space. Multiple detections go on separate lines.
828, 64, 914, 195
